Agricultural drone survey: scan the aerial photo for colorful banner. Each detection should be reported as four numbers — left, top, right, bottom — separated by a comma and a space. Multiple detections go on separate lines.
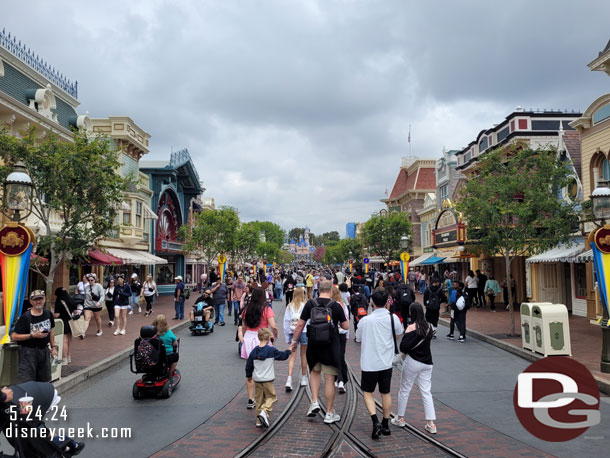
0, 224, 35, 344
218, 254, 227, 283
252, 261, 257, 277
591, 230, 610, 319
363, 257, 369, 274
272, 262, 276, 271
400, 252, 410, 284
266, 263, 273, 274
349, 259, 353, 273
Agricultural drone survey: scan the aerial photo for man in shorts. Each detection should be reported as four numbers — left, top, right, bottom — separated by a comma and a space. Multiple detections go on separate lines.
355, 290, 404, 439
289, 280, 349, 424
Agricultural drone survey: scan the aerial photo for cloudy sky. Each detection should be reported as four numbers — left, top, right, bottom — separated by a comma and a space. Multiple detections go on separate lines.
3, 1, 610, 235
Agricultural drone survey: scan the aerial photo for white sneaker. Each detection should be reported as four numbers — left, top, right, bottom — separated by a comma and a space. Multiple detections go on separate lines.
108, 321, 114, 327
96, 330, 103, 337
300, 377, 308, 387
257, 410, 269, 428
323, 412, 341, 424
307, 401, 320, 417
337, 381, 345, 394
138, 306, 142, 313
120, 329, 126, 335
128, 311, 134, 315
285, 376, 292, 392
391, 417, 406, 427
425, 423, 437, 434
113, 329, 120, 335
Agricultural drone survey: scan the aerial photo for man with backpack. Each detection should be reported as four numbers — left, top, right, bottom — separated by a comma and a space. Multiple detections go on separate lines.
447, 281, 468, 342
395, 279, 415, 324
423, 276, 447, 337
350, 284, 369, 337
289, 280, 349, 424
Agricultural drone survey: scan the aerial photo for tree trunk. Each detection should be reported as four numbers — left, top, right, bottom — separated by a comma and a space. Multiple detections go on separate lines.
505, 253, 516, 335
45, 257, 58, 312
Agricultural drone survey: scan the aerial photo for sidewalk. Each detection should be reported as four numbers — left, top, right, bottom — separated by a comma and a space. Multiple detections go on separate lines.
58, 295, 186, 378
414, 292, 610, 390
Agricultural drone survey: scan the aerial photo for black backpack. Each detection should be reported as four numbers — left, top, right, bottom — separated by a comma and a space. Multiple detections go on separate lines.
426, 290, 441, 311
397, 285, 415, 307
307, 299, 335, 344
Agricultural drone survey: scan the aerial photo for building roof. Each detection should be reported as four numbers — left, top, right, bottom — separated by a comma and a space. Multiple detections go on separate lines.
563, 130, 582, 179
388, 165, 436, 200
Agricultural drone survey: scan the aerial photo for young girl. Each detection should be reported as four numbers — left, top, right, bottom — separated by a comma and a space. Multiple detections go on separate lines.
282, 287, 308, 392
152, 314, 179, 375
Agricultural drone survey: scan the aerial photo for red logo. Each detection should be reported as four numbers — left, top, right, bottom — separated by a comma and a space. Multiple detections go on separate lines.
513, 357, 600, 442
594, 227, 610, 253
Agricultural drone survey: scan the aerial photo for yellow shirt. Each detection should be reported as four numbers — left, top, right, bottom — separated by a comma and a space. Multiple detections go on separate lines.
305, 274, 314, 287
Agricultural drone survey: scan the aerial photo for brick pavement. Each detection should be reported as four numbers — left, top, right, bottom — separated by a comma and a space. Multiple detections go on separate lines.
414, 292, 610, 385
60, 295, 186, 377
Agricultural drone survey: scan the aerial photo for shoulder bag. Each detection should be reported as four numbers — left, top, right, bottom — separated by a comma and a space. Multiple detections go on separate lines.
61, 300, 86, 339
390, 312, 403, 367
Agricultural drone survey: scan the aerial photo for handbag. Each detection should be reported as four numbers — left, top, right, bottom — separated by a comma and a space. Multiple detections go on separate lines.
389, 312, 402, 367
61, 300, 86, 339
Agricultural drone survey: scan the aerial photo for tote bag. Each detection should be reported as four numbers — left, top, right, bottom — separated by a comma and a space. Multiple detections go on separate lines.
61, 300, 86, 339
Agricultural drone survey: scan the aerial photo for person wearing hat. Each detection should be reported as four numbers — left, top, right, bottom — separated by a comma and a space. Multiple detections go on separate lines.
174, 276, 185, 320
11, 290, 57, 383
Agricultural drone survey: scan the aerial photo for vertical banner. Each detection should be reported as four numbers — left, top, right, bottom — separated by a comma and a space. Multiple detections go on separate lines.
252, 261, 257, 278
273, 262, 276, 271
0, 224, 35, 344
218, 254, 227, 283
363, 257, 369, 274
590, 228, 610, 318
349, 259, 353, 274
400, 252, 410, 284
266, 263, 273, 275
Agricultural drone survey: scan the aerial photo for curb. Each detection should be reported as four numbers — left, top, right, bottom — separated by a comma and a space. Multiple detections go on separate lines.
53, 320, 191, 395
438, 317, 610, 396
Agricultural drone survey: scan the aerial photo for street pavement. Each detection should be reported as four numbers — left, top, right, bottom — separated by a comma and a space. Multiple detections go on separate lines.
45, 295, 610, 457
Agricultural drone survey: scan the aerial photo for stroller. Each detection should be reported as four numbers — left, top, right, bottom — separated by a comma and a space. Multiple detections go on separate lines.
189, 294, 215, 336
129, 325, 181, 399
0, 382, 84, 457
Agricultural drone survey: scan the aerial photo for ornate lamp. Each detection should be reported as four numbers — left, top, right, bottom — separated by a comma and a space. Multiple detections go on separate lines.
4, 161, 33, 223
400, 235, 409, 250
591, 180, 610, 222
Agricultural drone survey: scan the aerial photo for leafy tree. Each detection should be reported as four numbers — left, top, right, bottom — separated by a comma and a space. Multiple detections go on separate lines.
288, 227, 306, 242
250, 221, 285, 249
277, 249, 294, 265
333, 238, 363, 264
181, 207, 240, 269
233, 223, 259, 269
457, 145, 580, 335
313, 246, 326, 262
0, 127, 128, 299
361, 212, 412, 264
256, 241, 279, 262
316, 231, 340, 247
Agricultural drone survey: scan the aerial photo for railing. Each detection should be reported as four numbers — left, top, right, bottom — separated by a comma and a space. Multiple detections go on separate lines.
0, 29, 78, 98
170, 148, 200, 182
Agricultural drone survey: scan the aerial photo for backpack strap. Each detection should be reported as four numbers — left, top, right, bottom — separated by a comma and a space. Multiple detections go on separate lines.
389, 311, 398, 355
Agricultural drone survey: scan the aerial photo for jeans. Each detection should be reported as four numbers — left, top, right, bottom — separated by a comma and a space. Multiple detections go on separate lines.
214, 301, 225, 323
418, 280, 426, 294
275, 287, 282, 300
232, 300, 240, 324
449, 309, 466, 337
130, 292, 138, 311
174, 297, 185, 319
397, 355, 436, 420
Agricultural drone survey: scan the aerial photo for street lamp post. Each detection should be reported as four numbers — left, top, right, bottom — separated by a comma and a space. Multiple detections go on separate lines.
590, 179, 610, 373
3, 161, 33, 222
400, 235, 409, 251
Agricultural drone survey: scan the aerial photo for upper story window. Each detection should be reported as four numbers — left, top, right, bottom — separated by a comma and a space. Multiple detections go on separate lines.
593, 104, 610, 125
602, 159, 610, 180
122, 201, 131, 225
479, 136, 489, 152
136, 201, 143, 227
439, 184, 448, 202
465, 151, 472, 163
497, 127, 509, 142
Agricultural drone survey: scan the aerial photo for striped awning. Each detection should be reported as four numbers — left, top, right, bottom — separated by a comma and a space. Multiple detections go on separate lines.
104, 248, 167, 265
526, 240, 585, 264
410, 253, 434, 267
573, 249, 593, 263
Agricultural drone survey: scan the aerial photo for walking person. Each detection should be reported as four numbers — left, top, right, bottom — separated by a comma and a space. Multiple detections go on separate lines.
11, 290, 58, 383
283, 287, 308, 392
356, 290, 404, 439
447, 281, 468, 342
54, 288, 75, 364
465, 270, 479, 308
232, 275, 246, 325
141, 274, 159, 317
246, 328, 291, 428
173, 276, 185, 320
113, 275, 132, 335
332, 286, 349, 393
129, 273, 142, 314
476, 269, 488, 309
484, 275, 502, 312
418, 271, 427, 294
283, 275, 295, 305
305, 271, 315, 299
423, 276, 446, 336
83, 274, 104, 337
104, 277, 116, 327
240, 288, 278, 410
393, 302, 437, 434
289, 280, 349, 425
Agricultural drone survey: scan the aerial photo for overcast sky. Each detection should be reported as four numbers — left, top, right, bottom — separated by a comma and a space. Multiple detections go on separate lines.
3, 1, 610, 235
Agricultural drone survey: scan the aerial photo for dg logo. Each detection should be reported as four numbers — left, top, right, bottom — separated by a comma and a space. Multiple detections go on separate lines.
513, 356, 600, 442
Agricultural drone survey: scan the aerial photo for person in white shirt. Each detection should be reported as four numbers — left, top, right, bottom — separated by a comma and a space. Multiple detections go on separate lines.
355, 289, 404, 439
282, 287, 308, 392
465, 270, 479, 307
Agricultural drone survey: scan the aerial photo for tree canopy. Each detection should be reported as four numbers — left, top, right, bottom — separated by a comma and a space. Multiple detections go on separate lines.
361, 212, 412, 263
0, 127, 128, 298
457, 144, 580, 334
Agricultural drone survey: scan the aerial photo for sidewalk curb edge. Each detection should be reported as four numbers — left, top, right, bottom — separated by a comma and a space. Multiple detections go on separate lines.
53, 321, 191, 395
438, 317, 610, 396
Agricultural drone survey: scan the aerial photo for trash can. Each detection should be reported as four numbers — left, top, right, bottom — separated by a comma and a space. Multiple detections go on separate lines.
531, 303, 571, 356
0, 340, 20, 386
521, 302, 551, 351
51, 320, 64, 382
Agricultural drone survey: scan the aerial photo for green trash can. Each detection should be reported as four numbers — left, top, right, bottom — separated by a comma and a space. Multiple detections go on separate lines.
0, 341, 20, 386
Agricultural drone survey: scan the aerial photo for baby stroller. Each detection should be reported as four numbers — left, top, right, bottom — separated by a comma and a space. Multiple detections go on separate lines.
0, 382, 84, 457
129, 325, 181, 399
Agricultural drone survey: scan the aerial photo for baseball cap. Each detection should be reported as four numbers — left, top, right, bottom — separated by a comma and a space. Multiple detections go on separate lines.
131, 273, 138, 279
175, 276, 183, 281
30, 290, 45, 299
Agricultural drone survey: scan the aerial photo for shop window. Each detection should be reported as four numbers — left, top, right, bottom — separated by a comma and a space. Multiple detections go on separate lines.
186, 264, 193, 284
136, 201, 142, 227
602, 159, 610, 181
574, 263, 587, 299
156, 262, 175, 284
123, 209, 131, 225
